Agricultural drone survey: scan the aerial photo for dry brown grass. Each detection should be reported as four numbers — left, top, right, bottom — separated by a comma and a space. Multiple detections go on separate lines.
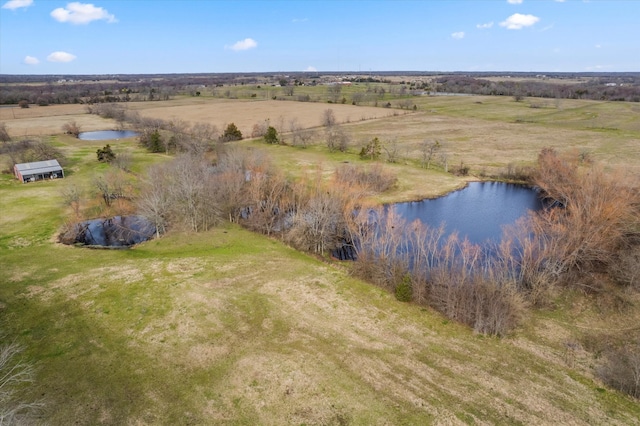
129, 98, 399, 137
346, 110, 640, 175
0, 104, 120, 137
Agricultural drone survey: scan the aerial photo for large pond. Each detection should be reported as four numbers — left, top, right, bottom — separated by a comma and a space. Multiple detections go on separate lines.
391, 182, 542, 244
78, 130, 139, 140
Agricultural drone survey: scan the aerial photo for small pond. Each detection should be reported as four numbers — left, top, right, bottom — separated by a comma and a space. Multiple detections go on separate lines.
78, 130, 139, 140
391, 182, 542, 244
63, 216, 155, 247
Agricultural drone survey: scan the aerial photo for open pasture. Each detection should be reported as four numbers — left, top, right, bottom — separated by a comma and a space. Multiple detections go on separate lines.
0, 104, 120, 137
129, 98, 399, 137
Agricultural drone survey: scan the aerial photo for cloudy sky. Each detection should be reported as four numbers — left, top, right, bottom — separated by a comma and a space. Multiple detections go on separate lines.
1, 0, 638, 74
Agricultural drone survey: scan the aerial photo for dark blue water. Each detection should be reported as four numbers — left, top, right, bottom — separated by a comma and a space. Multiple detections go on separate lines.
392, 182, 542, 244
72, 216, 155, 247
78, 130, 139, 140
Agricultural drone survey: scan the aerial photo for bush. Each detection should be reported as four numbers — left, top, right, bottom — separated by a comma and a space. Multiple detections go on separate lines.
0, 123, 10, 142
263, 126, 279, 144
221, 123, 243, 142
96, 144, 116, 163
334, 163, 396, 194
139, 129, 165, 153
359, 137, 382, 160
395, 274, 413, 302
597, 339, 640, 398
62, 121, 81, 137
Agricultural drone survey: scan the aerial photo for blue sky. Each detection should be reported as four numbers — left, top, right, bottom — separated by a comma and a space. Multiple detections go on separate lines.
1, 0, 638, 74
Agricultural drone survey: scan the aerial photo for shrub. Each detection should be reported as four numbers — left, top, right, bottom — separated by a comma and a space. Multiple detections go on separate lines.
334, 163, 396, 194
263, 126, 279, 144
220, 123, 243, 142
395, 274, 413, 302
597, 339, 640, 398
359, 137, 382, 160
62, 121, 81, 137
96, 144, 116, 163
139, 129, 165, 153
0, 123, 10, 142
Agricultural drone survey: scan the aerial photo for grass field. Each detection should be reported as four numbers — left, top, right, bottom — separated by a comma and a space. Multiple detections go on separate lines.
2, 94, 640, 424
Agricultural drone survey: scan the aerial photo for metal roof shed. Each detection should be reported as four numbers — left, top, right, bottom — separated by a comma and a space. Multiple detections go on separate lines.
14, 160, 64, 183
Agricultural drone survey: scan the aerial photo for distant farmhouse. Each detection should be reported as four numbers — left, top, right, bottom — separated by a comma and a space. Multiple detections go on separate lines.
14, 160, 64, 183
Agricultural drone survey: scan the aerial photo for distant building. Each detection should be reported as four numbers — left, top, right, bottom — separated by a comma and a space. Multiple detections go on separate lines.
14, 160, 64, 183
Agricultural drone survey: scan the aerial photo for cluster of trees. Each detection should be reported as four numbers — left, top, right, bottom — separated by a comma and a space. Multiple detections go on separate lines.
0, 137, 67, 173
434, 76, 640, 102
135, 147, 396, 252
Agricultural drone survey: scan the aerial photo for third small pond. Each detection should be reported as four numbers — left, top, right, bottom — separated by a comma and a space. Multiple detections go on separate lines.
391, 181, 543, 244
78, 130, 139, 140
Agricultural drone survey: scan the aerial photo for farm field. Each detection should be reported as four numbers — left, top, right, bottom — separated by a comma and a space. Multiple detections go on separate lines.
4, 94, 639, 178
1, 94, 640, 423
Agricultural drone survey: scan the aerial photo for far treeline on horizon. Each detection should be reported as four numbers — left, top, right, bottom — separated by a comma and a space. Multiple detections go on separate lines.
2, 71, 640, 104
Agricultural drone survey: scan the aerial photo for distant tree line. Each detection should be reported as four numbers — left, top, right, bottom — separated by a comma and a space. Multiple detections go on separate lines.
434, 76, 640, 102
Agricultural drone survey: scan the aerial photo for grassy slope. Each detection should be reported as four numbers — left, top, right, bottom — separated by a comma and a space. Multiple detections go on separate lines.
2, 96, 640, 424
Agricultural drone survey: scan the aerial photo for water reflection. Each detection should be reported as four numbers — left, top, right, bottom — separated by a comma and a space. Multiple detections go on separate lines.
391, 182, 542, 244
78, 130, 139, 140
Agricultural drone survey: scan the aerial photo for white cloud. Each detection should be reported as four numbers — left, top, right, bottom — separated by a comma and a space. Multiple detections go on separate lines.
595, 43, 602, 48
477, 22, 494, 29
451, 32, 465, 40
23, 55, 39, 65
47, 51, 77, 62
51, 2, 117, 24
1, 0, 32, 10
225, 38, 257, 51
500, 13, 540, 30
292, 18, 308, 23
304, 66, 317, 72
507, 0, 523, 4
586, 64, 612, 71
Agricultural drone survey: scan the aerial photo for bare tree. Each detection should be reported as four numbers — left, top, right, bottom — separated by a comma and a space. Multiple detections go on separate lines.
351, 92, 365, 105
251, 120, 270, 138
0, 123, 10, 142
420, 140, 440, 169
62, 121, 81, 137
289, 118, 315, 148
168, 154, 220, 232
111, 151, 133, 171
136, 163, 171, 237
60, 184, 82, 218
321, 109, 337, 128
93, 170, 129, 209
325, 124, 350, 153
383, 137, 401, 163
326, 84, 342, 103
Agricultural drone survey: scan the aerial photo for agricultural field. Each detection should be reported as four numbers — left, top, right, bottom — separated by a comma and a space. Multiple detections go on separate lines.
1, 93, 640, 423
